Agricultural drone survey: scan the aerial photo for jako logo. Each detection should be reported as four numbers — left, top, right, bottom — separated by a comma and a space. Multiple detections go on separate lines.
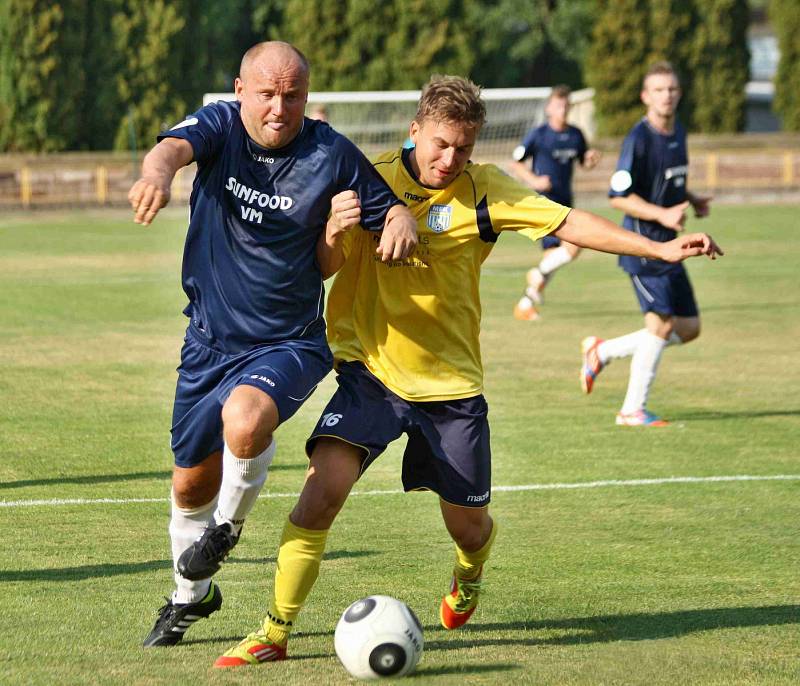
250, 374, 276, 386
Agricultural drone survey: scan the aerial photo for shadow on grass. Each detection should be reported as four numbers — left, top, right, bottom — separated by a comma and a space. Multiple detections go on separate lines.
0, 470, 172, 490
0, 463, 306, 490
0, 550, 377, 582
670, 409, 800, 421
422, 604, 800, 649
229, 549, 379, 566
411, 663, 520, 678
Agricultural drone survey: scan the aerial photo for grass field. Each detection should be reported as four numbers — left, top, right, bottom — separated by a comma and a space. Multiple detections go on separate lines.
1, 205, 798, 685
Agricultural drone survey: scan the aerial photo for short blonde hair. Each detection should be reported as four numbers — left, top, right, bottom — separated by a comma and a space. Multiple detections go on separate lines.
415, 75, 486, 129
643, 61, 680, 87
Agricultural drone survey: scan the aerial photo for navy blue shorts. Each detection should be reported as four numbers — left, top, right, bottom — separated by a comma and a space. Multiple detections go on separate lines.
170, 325, 333, 468
541, 234, 562, 250
306, 362, 492, 508
628, 267, 699, 317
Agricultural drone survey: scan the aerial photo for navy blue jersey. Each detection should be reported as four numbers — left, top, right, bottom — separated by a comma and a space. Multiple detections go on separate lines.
513, 124, 587, 206
609, 118, 689, 275
158, 101, 402, 354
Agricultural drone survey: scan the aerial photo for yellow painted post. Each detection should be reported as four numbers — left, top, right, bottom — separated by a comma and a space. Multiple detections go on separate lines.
783, 152, 794, 187
20, 166, 32, 207
706, 153, 718, 192
96, 165, 108, 205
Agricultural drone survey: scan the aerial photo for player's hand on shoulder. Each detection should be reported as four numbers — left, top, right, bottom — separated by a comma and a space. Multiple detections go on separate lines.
377, 205, 417, 262
660, 232, 724, 262
328, 190, 362, 240
128, 176, 171, 226
658, 200, 690, 232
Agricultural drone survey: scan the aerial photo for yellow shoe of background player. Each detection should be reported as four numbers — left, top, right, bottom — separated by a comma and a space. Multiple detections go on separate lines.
439, 567, 483, 630
214, 628, 287, 667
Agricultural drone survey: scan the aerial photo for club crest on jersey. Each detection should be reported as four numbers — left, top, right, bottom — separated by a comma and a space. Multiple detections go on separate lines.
427, 204, 452, 233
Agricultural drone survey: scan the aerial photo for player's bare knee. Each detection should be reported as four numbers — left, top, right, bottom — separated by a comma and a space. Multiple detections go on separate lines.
681, 327, 700, 343
291, 485, 347, 529
222, 395, 274, 457
450, 523, 486, 552
172, 475, 218, 509
674, 317, 700, 343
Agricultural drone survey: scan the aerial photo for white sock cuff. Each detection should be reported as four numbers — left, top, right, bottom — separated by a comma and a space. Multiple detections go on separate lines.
223, 438, 276, 477
644, 331, 669, 347
538, 245, 573, 276
171, 491, 217, 517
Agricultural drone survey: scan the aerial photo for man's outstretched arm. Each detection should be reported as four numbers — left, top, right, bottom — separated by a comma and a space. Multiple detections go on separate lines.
553, 208, 723, 263
128, 138, 194, 226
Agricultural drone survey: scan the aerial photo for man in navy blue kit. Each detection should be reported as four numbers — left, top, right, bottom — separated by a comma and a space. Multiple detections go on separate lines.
580, 62, 712, 426
510, 85, 600, 320
129, 41, 417, 647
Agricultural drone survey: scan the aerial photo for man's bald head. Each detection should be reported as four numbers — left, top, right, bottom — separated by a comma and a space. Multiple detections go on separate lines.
235, 41, 310, 149
239, 41, 309, 82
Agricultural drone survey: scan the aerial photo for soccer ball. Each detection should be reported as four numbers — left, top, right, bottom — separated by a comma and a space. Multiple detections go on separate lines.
334, 595, 424, 680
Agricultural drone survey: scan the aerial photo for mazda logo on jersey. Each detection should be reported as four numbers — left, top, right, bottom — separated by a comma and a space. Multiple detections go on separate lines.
427, 204, 452, 232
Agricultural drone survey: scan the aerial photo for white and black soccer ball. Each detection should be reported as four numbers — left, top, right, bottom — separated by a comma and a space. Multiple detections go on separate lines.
334, 595, 424, 680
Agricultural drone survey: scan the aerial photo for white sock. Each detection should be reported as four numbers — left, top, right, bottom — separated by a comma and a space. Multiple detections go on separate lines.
598, 328, 682, 365
517, 294, 535, 309
597, 329, 647, 364
213, 439, 276, 535
621, 332, 667, 414
170, 493, 216, 604
538, 246, 573, 276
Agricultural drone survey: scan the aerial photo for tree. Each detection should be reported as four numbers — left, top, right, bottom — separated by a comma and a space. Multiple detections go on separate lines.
688, 0, 749, 132
0, 1, 90, 152
648, 0, 696, 126
111, 0, 189, 151
467, 0, 550, 87
770, 0, 800, 130
584, 0, 650, 136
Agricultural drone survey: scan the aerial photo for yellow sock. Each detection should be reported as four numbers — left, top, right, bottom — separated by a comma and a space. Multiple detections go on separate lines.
265, 518, 329, 645
454, 519, 497, 581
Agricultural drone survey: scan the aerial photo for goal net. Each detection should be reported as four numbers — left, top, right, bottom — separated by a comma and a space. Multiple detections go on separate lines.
202, 88, 595, 165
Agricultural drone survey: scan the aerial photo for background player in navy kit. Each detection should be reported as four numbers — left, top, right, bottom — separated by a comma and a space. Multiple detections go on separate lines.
581, 62, 712, 427
510, 85, 601, 320
128, 41, 417, 647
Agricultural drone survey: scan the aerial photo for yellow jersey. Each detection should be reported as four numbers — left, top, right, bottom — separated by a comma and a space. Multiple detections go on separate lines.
326, 148, 570, 401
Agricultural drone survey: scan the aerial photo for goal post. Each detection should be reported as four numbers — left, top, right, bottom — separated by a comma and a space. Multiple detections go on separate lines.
202, 87, 595, 164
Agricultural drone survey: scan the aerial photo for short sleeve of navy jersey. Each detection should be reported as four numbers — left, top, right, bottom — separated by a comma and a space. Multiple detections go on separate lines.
157, 102, 235, 163
331, 136, 403, 231
609, 127, 644, 198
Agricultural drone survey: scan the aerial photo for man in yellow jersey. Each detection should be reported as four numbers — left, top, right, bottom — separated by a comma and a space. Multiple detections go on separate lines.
214, 76, 722, 667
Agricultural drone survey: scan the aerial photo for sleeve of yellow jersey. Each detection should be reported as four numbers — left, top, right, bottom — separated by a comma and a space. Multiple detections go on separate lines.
485, 166, 571, 243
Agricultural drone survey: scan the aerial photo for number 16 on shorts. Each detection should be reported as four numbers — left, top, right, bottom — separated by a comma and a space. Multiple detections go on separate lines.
321, 413, 342, 427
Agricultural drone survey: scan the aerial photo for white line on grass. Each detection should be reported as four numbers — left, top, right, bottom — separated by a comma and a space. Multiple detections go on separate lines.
1, 474, 798, 509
